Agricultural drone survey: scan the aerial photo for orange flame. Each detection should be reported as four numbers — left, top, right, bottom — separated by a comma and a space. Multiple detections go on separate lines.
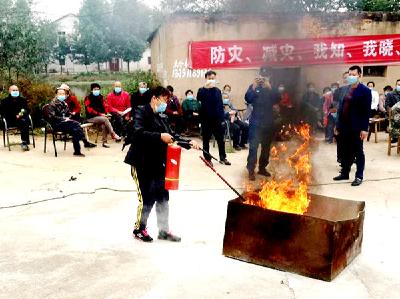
245, 123, 311, 215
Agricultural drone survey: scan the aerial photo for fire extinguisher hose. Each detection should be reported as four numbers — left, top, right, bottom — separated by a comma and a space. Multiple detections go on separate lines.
199, 156, 246, 202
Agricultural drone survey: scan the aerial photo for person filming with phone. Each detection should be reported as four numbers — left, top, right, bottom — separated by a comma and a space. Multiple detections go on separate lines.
244, 66, 280, 181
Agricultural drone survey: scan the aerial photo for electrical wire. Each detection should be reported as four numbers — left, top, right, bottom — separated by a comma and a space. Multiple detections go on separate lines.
1, 175, 400, 210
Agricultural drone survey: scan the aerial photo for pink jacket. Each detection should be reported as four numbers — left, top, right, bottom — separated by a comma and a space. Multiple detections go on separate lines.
106, 91, 130, 115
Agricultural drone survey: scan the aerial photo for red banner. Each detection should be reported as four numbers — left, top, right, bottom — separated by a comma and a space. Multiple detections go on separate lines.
189, 34, 400, 69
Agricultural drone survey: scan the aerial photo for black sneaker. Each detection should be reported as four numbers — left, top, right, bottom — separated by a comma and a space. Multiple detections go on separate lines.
233, 146, 242, 151
219, 159, 231, 165
333, 174, 349, 181
133, 229, 153, 242
158, 230, 181, 242
84, 141, 97, 148
102, 143, 110, 148
351, 177, 363, 186
258, 168, 271, 177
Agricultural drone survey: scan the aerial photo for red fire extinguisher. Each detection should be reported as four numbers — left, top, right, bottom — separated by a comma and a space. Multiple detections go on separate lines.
165, 144, 182, 190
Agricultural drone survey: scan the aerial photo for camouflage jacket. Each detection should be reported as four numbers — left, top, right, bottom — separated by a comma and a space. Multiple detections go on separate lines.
43, 98, 71, 126
389, 101, 400, 138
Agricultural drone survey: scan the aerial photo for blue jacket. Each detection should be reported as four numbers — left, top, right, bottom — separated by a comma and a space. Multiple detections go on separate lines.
245, 84, 280, 127
336, 83, 372, 134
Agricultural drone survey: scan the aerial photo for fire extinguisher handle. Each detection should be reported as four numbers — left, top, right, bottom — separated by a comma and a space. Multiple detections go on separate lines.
177, 141, 192, 150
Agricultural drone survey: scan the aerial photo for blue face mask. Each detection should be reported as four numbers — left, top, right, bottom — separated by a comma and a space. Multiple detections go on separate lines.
57, 95, 66, 101
396, 86, 400, 92
11, 91, 19, 97
187, 95, 194, 100
114, 87, 122, 93
139, 87, 147, 94
156, 102, 167, 113
223, 99, 230, 105
93, 90, 101, 96
347, 75, 359, 85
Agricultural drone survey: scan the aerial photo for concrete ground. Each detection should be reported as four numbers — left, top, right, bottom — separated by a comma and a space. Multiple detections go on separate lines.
0, 132, 399, 299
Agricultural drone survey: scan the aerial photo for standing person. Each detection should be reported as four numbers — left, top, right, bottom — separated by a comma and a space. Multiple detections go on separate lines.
60, 83, 81, 122
165, 85, 184, 134
84, 83, 121, 148
131, 82, 150, 112
321, 87, 335, 143
333, 71, 350, 166
302, 82, 322, 131
106, 81, 131, 137
124, 86, 199, 242
0, 85, 30, 151
245, 67, 280, 181
333, 65, 372, 187
197, 70, 231, 166
43, 88, 96, 157
366, 81, 379, 117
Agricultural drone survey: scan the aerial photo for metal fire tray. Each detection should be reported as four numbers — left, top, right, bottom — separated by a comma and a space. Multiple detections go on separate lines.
222, 193, 365, 281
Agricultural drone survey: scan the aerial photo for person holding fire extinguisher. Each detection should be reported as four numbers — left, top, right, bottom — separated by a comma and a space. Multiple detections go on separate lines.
124, 86, 199, 243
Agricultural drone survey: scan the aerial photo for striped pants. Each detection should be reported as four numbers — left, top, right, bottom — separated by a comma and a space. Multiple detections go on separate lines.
131, 166, 169, 231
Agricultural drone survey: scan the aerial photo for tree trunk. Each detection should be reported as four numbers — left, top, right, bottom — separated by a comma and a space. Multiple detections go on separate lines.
97, 62, 100, 73
60, 65, 63, 75
127, 61, 130, 73
8, 67, 11, 83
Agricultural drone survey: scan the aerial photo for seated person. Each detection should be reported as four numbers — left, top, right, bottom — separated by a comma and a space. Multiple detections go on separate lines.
390, 101, 400, 142
60, 83, 81, 122
181, 90, 201, 134
106, 81, 131, 137
165, 85, 184, 134
43, 88, 96, 156
277, 83, 294, 124
84, 83, 121, 148
222, 92, 249, 151
0, 85, 30, 151
131, 82, 150, 112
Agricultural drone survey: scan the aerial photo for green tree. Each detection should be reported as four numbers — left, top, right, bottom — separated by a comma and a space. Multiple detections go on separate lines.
109, 0, 151, 72
73, 0, 112, 72
342, 0, 400, 11
161, 0, 226, 14
0, 0, 57, 81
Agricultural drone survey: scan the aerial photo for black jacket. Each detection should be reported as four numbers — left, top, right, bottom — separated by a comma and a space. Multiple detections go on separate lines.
196, 87, 225, 122
336, 83, 372, 134
124, 104, 189, 179
131, 90, 151, 112
0, 95, 29, 125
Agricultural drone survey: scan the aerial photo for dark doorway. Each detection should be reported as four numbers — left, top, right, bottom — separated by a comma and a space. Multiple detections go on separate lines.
271, 67, 302, 104
109, 58, 120, 72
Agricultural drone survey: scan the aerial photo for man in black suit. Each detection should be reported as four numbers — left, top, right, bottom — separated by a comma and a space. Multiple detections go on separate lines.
333, 66, 372, 186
